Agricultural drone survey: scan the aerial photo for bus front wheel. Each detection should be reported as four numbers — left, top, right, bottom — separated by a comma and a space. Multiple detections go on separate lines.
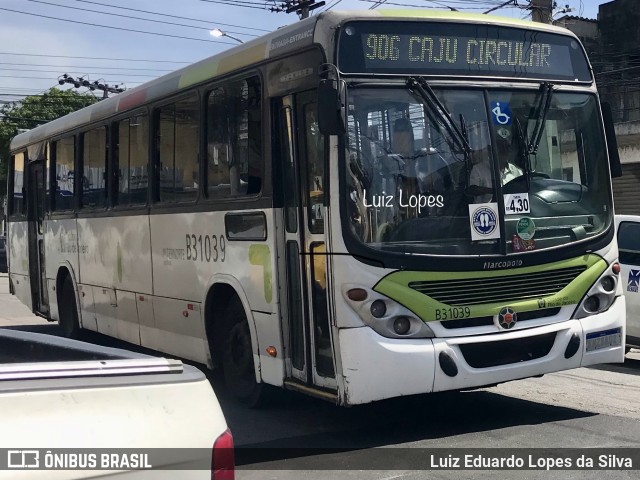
59, 276, 80, 339
221, 297, 265, 407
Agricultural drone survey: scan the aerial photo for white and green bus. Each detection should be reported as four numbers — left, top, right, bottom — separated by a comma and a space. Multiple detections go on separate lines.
7, 10, 626, 406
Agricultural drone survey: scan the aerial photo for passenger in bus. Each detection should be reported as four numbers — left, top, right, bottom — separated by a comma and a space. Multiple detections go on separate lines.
468, 123, 523, 203
467, 122, 494, 203
495, 127, 524, 185
391, 117, 418, 217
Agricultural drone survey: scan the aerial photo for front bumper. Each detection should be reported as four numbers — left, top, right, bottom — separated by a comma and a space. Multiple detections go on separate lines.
338, 296, 625, 405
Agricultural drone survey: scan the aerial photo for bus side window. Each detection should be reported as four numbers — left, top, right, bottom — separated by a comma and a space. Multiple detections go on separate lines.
155, 95, 199, 204
304, 103, 325, 234
44, 143, 52, 213
116, 114, 149, 206
206, 76, 262, 199
10, 152, 26, 216
53, 137, 75, 211
81, 126, 107, 209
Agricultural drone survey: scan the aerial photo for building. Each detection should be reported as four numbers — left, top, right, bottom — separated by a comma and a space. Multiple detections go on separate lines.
557, 1, 640, 215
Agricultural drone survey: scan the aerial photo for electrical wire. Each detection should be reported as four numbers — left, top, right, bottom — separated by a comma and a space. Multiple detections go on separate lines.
22, 0, 258, 38
0, 63, 174, 72
72, 0, 271, 32
0, 52, 191, 64
0, 7, 238, 45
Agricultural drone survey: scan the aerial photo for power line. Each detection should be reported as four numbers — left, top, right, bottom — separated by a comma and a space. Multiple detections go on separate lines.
197, 0, 272, 11
0, 69, 161, 78
23, 0, 259, 38
0, 52, 192, 64
0, 7, 238, 45
0, 63, 173, 72
73, 0, 271, 31
0, 75, 141, 84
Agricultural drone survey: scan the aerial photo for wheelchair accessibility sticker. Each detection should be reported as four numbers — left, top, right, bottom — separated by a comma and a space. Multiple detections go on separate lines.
491, 101, 512, 126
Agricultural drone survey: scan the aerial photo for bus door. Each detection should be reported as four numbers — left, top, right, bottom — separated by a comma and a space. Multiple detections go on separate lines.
26, 158, 49, 315
277, 91, 336, 390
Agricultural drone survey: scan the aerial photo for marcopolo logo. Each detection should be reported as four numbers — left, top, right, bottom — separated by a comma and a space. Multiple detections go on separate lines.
498, 307, 518, 330
472, 207, 498, 236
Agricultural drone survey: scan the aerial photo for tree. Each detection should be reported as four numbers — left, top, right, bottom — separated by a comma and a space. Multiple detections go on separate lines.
0, 88, 97, 197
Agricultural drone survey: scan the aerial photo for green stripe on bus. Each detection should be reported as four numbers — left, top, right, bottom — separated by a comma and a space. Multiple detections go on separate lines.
249, 244, 272, 304
373, 254, 606, 321
179, 60, 220, 89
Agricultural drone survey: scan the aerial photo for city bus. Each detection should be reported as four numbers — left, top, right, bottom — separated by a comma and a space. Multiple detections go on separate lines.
6, 10, 626, 406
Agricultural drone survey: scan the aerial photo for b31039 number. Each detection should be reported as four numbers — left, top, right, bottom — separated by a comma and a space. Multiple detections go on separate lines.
435, 307, 471, 321
186, 234, 226, 262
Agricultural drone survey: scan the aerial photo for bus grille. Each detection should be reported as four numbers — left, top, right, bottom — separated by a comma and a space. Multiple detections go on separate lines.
409, 267, 586, 306
440, 308, 561, 329
459, 332, 557, 368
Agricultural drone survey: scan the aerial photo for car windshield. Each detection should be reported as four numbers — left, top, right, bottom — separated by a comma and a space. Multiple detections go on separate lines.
344, 87, 611, 256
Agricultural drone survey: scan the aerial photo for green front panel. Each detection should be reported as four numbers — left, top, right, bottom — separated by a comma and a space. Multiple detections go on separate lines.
374, 254, 606, 322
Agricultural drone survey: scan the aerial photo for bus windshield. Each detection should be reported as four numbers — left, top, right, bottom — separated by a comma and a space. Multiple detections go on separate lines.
344, 87, 612, 256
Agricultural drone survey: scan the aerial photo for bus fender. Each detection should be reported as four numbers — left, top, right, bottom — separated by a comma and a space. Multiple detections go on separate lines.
201, 274, 262, 382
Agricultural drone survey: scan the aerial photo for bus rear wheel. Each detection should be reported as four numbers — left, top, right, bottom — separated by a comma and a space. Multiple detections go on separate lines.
59, 276, 80, 339
221, 297, 265, 407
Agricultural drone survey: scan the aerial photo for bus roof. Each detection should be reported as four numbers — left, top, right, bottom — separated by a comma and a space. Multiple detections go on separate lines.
10, 10, 578, 152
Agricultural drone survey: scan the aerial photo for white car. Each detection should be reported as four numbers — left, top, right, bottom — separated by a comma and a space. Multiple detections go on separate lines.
615, 215, 640, 349
0, 328, 234, 479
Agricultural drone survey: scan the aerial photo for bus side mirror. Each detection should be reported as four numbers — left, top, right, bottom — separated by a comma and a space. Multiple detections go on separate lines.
318, 78, 346, 135
602, 102, 622, 178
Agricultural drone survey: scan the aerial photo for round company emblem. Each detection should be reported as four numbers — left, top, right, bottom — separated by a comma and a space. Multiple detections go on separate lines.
498, 307, 518, 330
472, 207, 498, 236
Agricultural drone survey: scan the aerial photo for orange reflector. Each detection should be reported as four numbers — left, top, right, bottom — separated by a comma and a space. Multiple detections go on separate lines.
139, 296, 144, 302
612, 262, 621, 274
187, 304, 194, 310
347, 288, 368, 301
266, 346, 277, 357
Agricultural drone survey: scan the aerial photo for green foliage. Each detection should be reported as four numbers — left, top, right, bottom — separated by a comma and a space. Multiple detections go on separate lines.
0, 88, 97, 197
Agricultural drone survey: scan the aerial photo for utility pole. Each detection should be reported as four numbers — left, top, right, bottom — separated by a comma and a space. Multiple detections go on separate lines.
271, 0, 325, 19
531, 0, 554, 24
58, 74, 125, 100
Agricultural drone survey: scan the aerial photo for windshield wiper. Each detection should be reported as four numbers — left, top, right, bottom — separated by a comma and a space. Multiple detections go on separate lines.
528, 82, 554, 155
407, 77, 471, 157
515, 118, 531, 191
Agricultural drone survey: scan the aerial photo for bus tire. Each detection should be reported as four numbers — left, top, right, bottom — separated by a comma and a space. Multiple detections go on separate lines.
221, 297, 265, 407
59, 276, 80, 339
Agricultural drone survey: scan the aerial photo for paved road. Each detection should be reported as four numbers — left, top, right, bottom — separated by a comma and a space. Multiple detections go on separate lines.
2, 273, 640, 479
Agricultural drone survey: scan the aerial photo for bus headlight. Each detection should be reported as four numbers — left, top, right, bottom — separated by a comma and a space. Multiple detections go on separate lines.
573, 263, 619, 319
343, 285, 434, 339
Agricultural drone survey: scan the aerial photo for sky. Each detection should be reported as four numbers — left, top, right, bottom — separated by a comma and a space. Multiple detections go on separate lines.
0, 0, 607, 104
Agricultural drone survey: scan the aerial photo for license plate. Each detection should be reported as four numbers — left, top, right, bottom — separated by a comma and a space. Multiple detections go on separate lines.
585, 328, 622, 352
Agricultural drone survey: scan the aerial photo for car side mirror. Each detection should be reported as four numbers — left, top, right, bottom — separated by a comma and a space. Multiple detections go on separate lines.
318, 77, 346, 136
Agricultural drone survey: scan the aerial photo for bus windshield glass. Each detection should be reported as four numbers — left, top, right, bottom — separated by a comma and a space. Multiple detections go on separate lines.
338, 21, 591, 82
344, 87, 611, 256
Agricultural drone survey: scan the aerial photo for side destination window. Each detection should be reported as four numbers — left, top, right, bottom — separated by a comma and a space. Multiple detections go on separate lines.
10, 152, 26, 215
54, 136, 75, 211
156, 94, 200, 203
81, 126, 107, 209
618, 222, 640, 265
206, 76, 262, 199
116, 114, 148, 206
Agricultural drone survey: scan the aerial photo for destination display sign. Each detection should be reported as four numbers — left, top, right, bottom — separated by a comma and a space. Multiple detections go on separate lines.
338, 21, 592, 81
